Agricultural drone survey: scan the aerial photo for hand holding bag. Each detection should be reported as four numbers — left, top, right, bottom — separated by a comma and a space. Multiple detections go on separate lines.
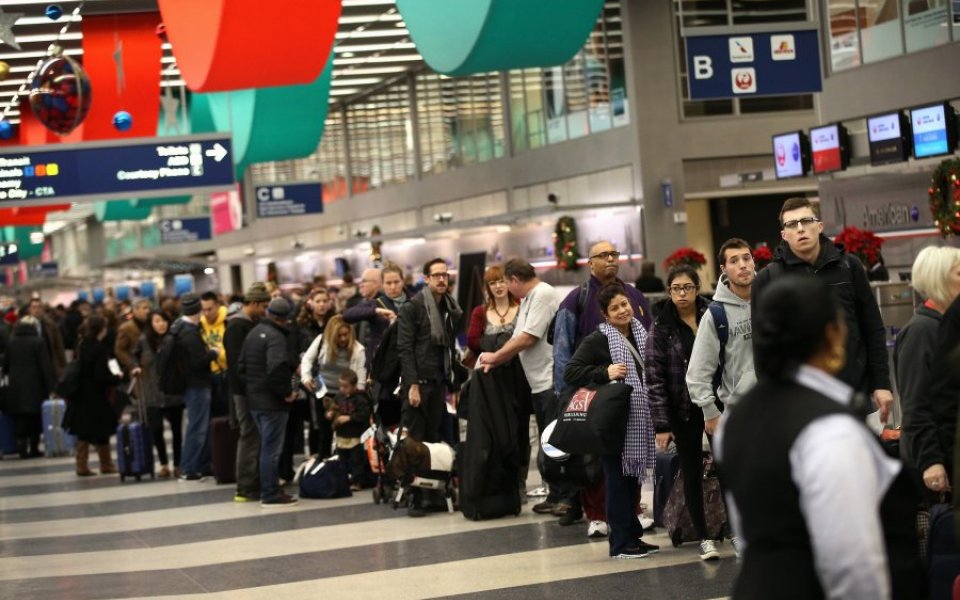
548, 380, 632, 455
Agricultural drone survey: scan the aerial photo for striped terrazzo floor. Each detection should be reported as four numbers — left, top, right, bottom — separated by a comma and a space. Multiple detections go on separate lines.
0, 450, 738, 599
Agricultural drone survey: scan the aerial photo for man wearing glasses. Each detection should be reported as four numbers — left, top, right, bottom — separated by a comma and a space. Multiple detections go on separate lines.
753, 197, 892, 424
549, 241, 652, 536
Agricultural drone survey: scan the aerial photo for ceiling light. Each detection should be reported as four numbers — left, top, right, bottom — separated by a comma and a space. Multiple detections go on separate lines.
29, 232, 44, 245
341, 51, 355, 58
331, 77, 384, 86
203, 267, 215, 275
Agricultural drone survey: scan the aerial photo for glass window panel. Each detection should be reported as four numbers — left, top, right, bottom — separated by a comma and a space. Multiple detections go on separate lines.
523, 69, 547, 149
675, 0, 730, 27
564, 53, 590, 139
859, 0, 905, 63
509, 70, 530, 153
543, 66, 569, 144
585, 21, 613, 133
902, 0, 951, 52
828, 0, 862, 71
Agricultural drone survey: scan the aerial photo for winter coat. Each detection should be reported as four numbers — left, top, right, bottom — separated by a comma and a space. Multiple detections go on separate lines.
563, 327, 644, 387
114, 318, 145, 374
38, 315, 67, 380
647, 295, 710, 431
224, 312, 257, 397
132, 335, 182, 409
686, 278, 757, 421
3, 323, 55, 416
170, 318, 215, 389
240, 319, 296, 412
342, 293, 399, 371
753, 235, 889, 395
332, 391, 372, 439
397, 292, 462, 389
894, 304, 941, 464
201, 305, 228, 373
63, 338, 118, 443
552, 275, 651, 394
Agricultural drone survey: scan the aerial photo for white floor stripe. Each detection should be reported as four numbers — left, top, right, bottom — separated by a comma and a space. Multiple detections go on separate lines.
0, 511, 577, 581
121, 540, 732, 600
0, 493, 371, 541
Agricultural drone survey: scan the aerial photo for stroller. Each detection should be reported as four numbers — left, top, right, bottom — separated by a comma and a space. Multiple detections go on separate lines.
367, 422, 399, 505
387, 436, 458, 512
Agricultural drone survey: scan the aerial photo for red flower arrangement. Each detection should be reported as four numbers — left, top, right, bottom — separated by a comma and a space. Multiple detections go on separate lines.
834, 226, 884, 268
752, 245, 773, 269
664, 247, 707, 271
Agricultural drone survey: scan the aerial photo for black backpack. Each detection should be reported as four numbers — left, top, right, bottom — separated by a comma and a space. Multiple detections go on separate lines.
155, 324, 187, 395
370, 320, 400, 390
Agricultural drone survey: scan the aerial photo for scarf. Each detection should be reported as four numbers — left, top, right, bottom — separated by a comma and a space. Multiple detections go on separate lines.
420, 287, 462, 346
599, 319, 655, 481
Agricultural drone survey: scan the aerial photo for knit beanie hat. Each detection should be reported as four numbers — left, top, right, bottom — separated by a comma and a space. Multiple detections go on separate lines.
266, 297, 292, 320
180, 292, 201, 316
244, 282, 270, 303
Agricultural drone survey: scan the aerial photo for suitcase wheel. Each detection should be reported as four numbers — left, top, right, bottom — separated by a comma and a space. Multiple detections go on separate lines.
373, 489, 381, 505
670, 529, 683, 548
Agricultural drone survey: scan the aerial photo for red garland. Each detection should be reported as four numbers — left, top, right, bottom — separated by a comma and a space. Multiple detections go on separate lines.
833, 226, 884, 268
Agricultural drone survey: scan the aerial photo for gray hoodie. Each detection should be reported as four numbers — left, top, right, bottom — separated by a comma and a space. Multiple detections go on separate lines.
686, 275, 757, 421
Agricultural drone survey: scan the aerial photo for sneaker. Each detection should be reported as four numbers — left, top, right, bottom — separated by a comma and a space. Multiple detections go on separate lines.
635, 538, 660, 554
613, 546, 649, 559
532, 500, 556, 514
526, 486, 548, 497
637, 515, 655, 531
698, 539, 720, 561
233, 493, 256, 503
587, 521, 609, 538
731, 536, 744, 560
551, 502, 573, 517
178, 473, 206, 482
557, 510, 583, 526
260, 493, 299, 508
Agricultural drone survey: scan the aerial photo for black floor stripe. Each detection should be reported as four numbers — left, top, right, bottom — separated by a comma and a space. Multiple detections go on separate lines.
0, 460, 77, 477
0, 499, 405, 557
0, 488, 234, 524
1, 519, 590, 599
0, 474, 148, 497
436, 558, 740, 600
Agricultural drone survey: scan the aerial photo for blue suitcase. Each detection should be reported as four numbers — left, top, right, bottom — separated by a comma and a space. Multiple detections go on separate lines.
42, 398, 76, 457
0, 412, 16, 456
116, 379, 154, 482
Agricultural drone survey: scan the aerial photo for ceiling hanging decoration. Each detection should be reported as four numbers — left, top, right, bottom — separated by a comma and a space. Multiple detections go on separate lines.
80, 12, 162, 140
396, 0, 605, 76
28, 44, 92, 136
0, 204, 70, 227
156, 0, 341, 92
0, 8, 24, 50
199, 55, 334, 178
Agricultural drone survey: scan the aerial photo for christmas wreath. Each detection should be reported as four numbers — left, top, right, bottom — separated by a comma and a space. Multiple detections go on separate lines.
553, 215, 581, 270
834, 226, 884, 268
663, 247, 707, 271
929, 157, 960, 237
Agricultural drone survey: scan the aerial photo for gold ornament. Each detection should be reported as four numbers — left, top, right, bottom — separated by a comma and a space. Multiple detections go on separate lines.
0, 61, 9, 81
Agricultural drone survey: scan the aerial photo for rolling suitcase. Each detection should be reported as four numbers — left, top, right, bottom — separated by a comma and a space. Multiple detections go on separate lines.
0, 412, 16, 456
654, 449, 681, 527
116, 379, 154, 482
663, 455, 728, 547
209, 416, 238, 484
42, 398, 76, 457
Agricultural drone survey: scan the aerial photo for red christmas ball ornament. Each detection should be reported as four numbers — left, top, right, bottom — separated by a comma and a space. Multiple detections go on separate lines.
28, 52, 91, 135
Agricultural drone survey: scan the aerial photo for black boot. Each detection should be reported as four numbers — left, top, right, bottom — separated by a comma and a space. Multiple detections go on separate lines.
28, 435, 42, 458
16, 438, 28, 459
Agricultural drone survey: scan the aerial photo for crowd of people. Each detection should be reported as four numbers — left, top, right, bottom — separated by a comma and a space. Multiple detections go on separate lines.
0, 196, 956, 597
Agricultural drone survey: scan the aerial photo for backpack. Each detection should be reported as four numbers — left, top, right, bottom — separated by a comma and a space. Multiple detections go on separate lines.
370, 319, 400, 390
155, 325, 187, 395
546, 282, 589, 346
708, 301, 728, 398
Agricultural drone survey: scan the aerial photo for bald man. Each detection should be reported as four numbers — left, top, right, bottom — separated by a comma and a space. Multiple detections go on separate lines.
342, 267, 397, 373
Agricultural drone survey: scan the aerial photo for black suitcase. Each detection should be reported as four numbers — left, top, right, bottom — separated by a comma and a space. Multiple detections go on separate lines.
209, 416, 238, 484
653, 449, 681, 527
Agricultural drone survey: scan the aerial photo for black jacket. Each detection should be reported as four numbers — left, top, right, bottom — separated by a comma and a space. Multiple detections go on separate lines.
240, 319, 296, 412
905, 296, 960, 474
894, 304, 941, 464
3, 323, 55, 415
170, 318, 215, 389
224, 312, 257, 397
753, 236, 889, 395
564, 329, 642, 388
397, 292, 462, 388
332, 391, 372, 439
343, 293, 399, 370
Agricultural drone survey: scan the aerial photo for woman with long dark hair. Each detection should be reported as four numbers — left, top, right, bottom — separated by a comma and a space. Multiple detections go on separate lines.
646, 264, 716, 559
132, 310, 184, 478
63, 315, 121, 476
717, 275, 922, 599
3, 315, 55, 458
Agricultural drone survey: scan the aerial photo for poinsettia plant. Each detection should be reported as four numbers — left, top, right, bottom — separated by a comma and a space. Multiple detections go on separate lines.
663, 247, 707, 271
834, 226, 885, 268
752, 245, 773, 269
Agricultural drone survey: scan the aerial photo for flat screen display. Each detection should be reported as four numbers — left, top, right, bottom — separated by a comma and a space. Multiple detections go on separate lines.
912, 103, 955, 159
772, 131, 808, 179
867, 112, 909, 165
810, 124, 847, 174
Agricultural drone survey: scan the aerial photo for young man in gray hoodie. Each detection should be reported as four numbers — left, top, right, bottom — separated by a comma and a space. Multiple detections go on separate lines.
687, 238, 758, 435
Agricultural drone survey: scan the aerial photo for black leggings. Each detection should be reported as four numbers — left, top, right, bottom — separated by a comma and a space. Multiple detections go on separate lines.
147, 405, 183, 467
671, 412, 709, 540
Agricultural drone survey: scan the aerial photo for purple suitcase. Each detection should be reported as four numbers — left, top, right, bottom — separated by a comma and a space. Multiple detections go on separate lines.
117, 378, 154, 482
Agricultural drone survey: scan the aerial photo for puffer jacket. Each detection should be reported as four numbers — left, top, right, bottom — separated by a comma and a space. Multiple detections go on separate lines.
646, 295, 710, 431
170, 318, 215, 389
240, 319, 296, 411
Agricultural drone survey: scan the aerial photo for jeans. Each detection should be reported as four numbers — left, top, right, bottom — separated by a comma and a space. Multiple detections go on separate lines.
234, 395, 261, 497
602, 454, 644, 556
180, 386, 211, 476
251, 410, 290, 502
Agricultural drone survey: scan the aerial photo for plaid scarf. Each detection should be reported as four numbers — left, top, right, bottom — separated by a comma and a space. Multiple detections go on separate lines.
600, 320, 655, 481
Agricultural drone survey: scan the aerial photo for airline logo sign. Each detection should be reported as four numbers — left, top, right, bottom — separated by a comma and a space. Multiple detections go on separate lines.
686, 28, 820, 100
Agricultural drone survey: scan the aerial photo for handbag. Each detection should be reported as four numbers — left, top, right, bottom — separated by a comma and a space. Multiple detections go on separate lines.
55, 360, 82, 400
549, 381, 632, 455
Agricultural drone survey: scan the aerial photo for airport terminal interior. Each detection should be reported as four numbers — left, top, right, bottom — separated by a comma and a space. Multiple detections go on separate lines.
0, 0, 958, 598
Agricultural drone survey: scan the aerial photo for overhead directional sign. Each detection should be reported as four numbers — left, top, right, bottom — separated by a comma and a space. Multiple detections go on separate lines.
159, 216, 212, 245
0, 134, 235, 206
685, 26, 821, 100
255, 181, 323, 218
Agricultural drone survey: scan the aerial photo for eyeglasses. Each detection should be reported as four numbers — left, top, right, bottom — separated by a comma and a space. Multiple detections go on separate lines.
669, 284, 697, 295
589, 251, 621, 261
428, 272, 450, 280
782, 217, 819, 231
